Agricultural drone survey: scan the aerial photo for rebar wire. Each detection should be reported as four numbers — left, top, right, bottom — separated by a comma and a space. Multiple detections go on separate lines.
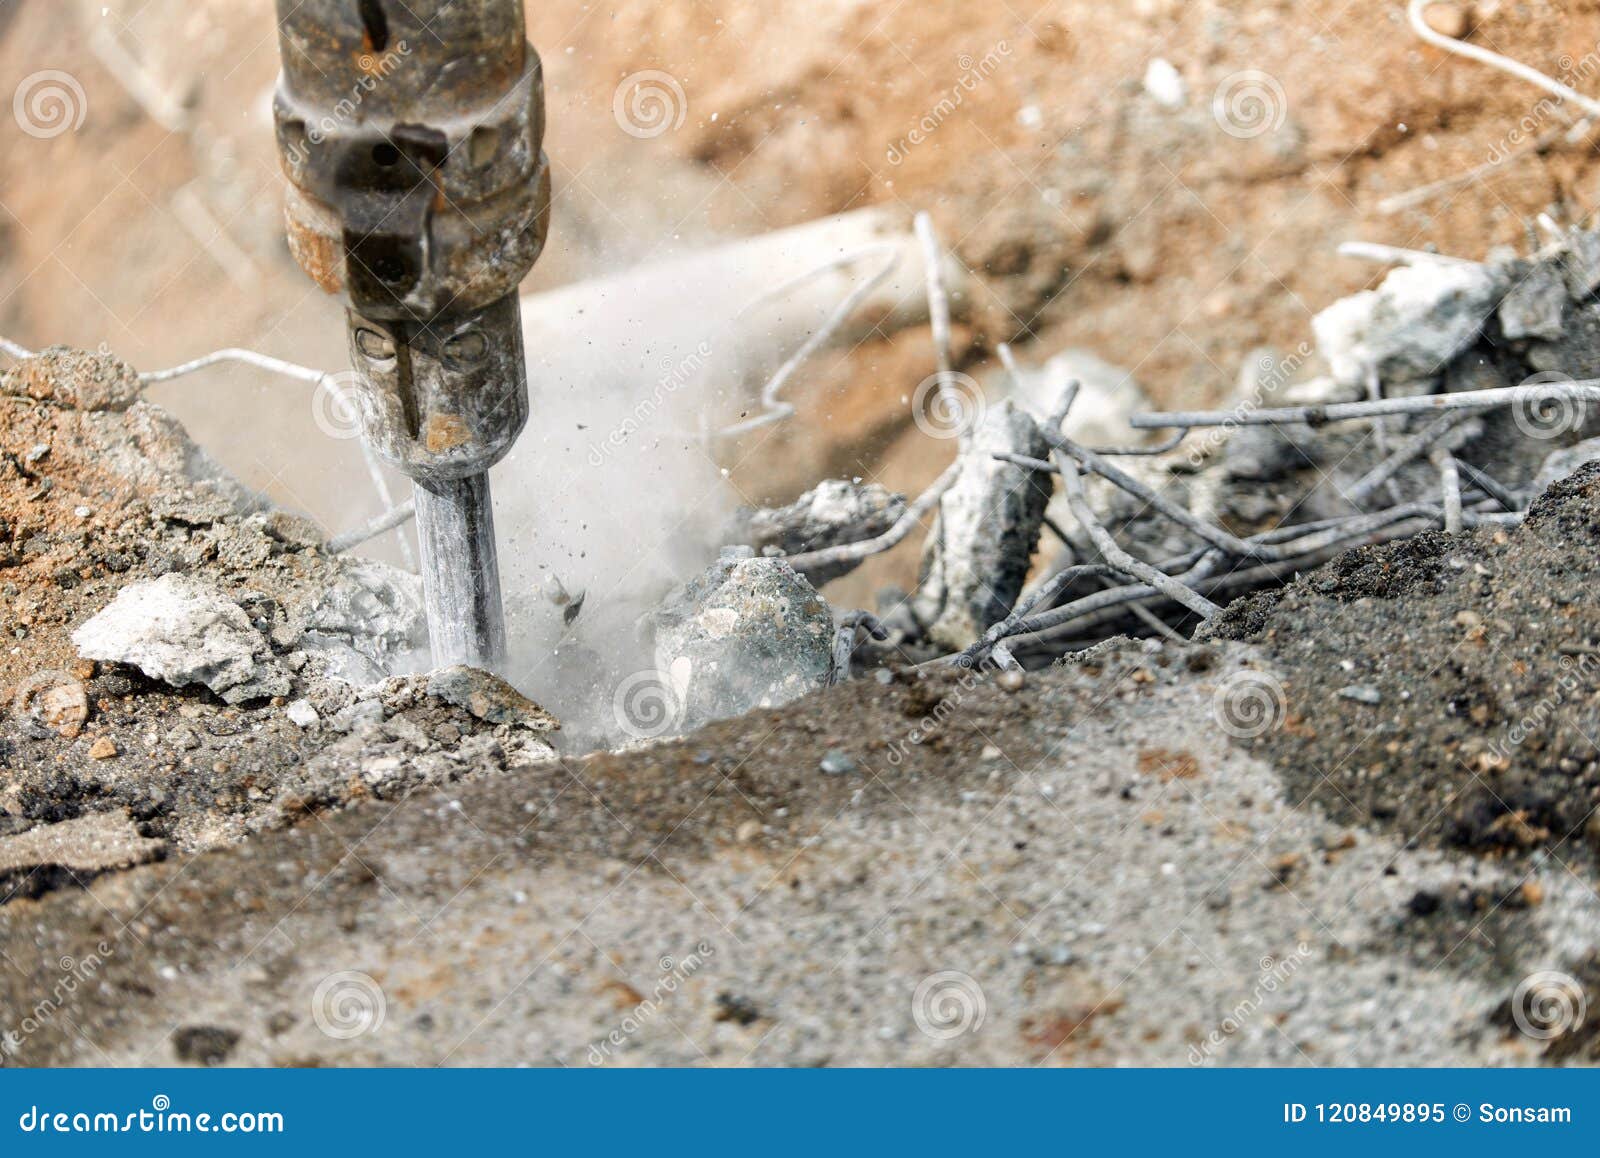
783, 458, 962, 577
1454, 459, 1520, 511
1431, 445, 1464, 534
1346, 409, 1477, 505
137, 347, 329, 386
1407, 0, 1600, 120
1129, 380, 1600, 428
716, 245, 901, 439
829, 611, 889, 685
327, 499, 418, 553
913, 212, 965, 446
1056, 454, 1221, 619
1336, 240, 1474, 267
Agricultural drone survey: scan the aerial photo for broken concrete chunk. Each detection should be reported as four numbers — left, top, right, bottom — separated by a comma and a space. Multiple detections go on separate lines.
285, 699, 319, 728
655, 547, 833, 730
426, 666, 560, 731
290, 559, 427, 683
260, 510, 325, 550
0, 347, 143, 412
0, 811, 164, 876
1558, 229, 1600, 300
1497, 260, 1567, 342
731, 480, 906, 586
71, 574, 291, 705
915, 400, 1053, 649
148, 490, 241, 527
1313, 260, 1504, 387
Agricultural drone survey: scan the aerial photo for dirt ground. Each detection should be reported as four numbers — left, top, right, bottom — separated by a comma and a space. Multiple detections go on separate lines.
2, 348, 1600, 1066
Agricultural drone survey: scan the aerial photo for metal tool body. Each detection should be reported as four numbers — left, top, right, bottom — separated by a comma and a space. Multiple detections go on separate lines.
272, 0, 550, 669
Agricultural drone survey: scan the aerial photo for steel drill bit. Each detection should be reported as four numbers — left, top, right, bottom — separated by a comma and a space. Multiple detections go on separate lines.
271, 0, 551, 671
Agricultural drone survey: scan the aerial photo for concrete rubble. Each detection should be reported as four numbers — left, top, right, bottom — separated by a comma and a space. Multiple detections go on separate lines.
72, 573, 293, 705
0, 811, 165, 903
284, 559, 427, 684
1313, 259, 1505, 388
1002, 348, 1150, 447
654, 547, 833, 729
731, 480, 906, 586
427, 664, 561, 732
914, 400, 1052, 649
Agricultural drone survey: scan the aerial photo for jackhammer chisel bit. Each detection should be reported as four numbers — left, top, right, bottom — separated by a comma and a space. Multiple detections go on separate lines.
271, 0, 551, 670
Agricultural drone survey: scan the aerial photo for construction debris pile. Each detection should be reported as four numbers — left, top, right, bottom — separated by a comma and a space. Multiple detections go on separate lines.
0, 349, 557, 865
681, 225, 1600, 730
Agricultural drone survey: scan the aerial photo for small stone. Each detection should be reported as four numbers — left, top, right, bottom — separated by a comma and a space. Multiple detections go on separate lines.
1029, 943, 1077, 967
1142, 58, 1186, 108
285, 699, 319, 728
261, 510, 325, 550
171, 1025, 241, 1067
735, 819, 762, 843
87, 737, 118, 760
1338, 685, 1382, 705
1420, 1, 1469, 39
997, 670, 1026, 692
166, 724, 201, 751
819, 748, 858, 776
330, 699, 385, 734
980, 744, 1002, 761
